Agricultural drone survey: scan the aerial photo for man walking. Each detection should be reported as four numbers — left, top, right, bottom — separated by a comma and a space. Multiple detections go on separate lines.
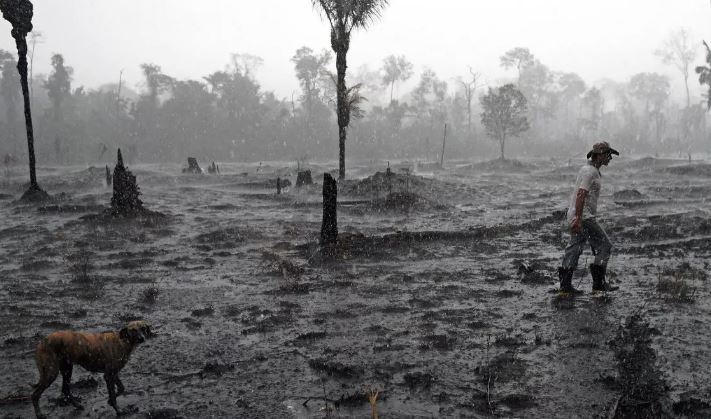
558, 141, 620, 295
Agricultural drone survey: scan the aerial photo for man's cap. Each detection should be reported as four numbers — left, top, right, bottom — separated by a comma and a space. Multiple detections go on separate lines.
586, 141, 619, 159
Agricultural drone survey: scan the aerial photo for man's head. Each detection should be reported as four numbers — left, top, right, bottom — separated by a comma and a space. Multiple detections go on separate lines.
587, 141, 618, 166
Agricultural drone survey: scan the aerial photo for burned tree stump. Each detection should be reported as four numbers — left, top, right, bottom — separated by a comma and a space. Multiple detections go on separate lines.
296, 169, 312, 187
207, 161, 219, 174
276, 176, 281, 195
105, 165, 112, 187
182, 157, 202, 174
110, 148, 143, 215
320, 173, 337, 247
386, 165, 393, 195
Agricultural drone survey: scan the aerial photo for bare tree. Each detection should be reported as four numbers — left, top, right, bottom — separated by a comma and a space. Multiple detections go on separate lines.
655, 27, 697, 108
458, 66, 481, 139
230, 52, 264, 79
310, 0, 389, 180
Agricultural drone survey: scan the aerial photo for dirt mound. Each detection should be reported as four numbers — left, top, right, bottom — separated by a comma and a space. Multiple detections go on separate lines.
613, 189, 644, 201
612, 189, 651, 207
665, 163, 711, 177
623, 156, 688, 170
459, 158, 536, 172
547, 164, 584, 176
339, 170, 446, 201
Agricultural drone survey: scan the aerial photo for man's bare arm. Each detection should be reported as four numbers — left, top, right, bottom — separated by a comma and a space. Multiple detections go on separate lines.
571, 188, 588, 233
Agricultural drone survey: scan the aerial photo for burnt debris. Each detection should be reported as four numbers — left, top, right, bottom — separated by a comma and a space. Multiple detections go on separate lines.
207, 161, 220, 174
182, 157, 203, 174
296, 169, 313, 187
109, 148, 144, 216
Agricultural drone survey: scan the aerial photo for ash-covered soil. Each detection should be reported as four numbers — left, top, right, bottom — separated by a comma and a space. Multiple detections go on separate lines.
1, 156, 710, 418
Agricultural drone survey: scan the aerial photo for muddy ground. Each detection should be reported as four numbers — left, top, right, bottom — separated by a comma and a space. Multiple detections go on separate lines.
1, 156, 710, 418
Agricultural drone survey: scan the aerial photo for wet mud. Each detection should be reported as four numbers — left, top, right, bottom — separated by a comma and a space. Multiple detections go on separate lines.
1, 157, 710, 418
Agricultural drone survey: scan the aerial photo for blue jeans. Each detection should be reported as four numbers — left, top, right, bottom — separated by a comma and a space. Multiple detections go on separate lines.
560, 218, 612, 269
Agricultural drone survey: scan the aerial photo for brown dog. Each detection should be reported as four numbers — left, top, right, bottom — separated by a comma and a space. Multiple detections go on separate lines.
31, 320, 152, 418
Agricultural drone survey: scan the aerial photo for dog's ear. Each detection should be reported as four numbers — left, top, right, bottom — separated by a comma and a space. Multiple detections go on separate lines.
119, 327, 130, 341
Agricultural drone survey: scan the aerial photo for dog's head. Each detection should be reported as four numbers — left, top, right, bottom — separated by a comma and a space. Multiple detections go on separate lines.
119, 320, 153, 345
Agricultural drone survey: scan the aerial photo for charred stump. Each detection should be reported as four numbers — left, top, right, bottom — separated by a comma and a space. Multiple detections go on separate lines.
207, 161, 219, 174
320, 173, 338, 248
276, 176, 281, 195
105, 165, 112, 187
110, 148, 143, 215
296, 169, 313, 187
182, 157, 202, 174
386, 165, 393, 195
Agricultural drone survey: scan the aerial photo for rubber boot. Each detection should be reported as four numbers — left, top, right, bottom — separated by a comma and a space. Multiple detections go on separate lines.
590, 264, 619, 292
558, 267, 582, 295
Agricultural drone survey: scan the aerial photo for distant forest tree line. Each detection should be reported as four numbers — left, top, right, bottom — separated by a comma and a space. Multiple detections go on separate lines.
0, 32, 708, 166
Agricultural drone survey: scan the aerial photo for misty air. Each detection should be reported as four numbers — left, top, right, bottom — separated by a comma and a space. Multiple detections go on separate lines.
1, 0, 711, 418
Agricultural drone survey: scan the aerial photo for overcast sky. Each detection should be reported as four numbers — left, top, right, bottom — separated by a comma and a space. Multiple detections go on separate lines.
1, 0, 710, 103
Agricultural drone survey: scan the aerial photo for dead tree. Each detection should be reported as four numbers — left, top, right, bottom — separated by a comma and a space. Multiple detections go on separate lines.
320, 173, 337, 247
1, 0, 49, 201
105, 164, 112, 186
276, 176, 281, 195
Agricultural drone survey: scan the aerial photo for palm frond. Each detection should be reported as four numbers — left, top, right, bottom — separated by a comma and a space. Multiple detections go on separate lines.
350, 0, 389, 29
311, 0, 388, 31
346, 82, 367, 119
326, 73, 367, 119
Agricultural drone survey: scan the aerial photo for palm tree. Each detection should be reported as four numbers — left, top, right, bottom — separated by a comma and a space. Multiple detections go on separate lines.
311, 0, 389, 180
1, 0, 48, 201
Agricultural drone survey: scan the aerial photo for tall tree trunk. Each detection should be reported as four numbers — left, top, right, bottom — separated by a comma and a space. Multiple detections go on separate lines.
499, 135, 505, 160
16, 37, 37, 188
440, 123, 447, 168
684, 75, 690, 109
336, 47, 348, 180
320, 173, 338, 247
466, 98, 472, 139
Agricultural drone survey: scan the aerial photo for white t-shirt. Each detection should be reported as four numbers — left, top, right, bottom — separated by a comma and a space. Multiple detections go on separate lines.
566, 161, 601, 222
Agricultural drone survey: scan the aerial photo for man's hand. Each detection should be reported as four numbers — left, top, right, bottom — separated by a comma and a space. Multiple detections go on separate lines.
571, 215, 582, 234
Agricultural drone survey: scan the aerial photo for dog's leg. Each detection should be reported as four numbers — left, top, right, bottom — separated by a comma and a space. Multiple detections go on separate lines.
59, 359, 83, 408
104, 372, 122, 416
32, 351, 59, 419
115, 376, 125, 396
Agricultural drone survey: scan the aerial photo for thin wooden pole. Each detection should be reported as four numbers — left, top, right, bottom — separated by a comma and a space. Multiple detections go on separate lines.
440, 123, 447, 168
